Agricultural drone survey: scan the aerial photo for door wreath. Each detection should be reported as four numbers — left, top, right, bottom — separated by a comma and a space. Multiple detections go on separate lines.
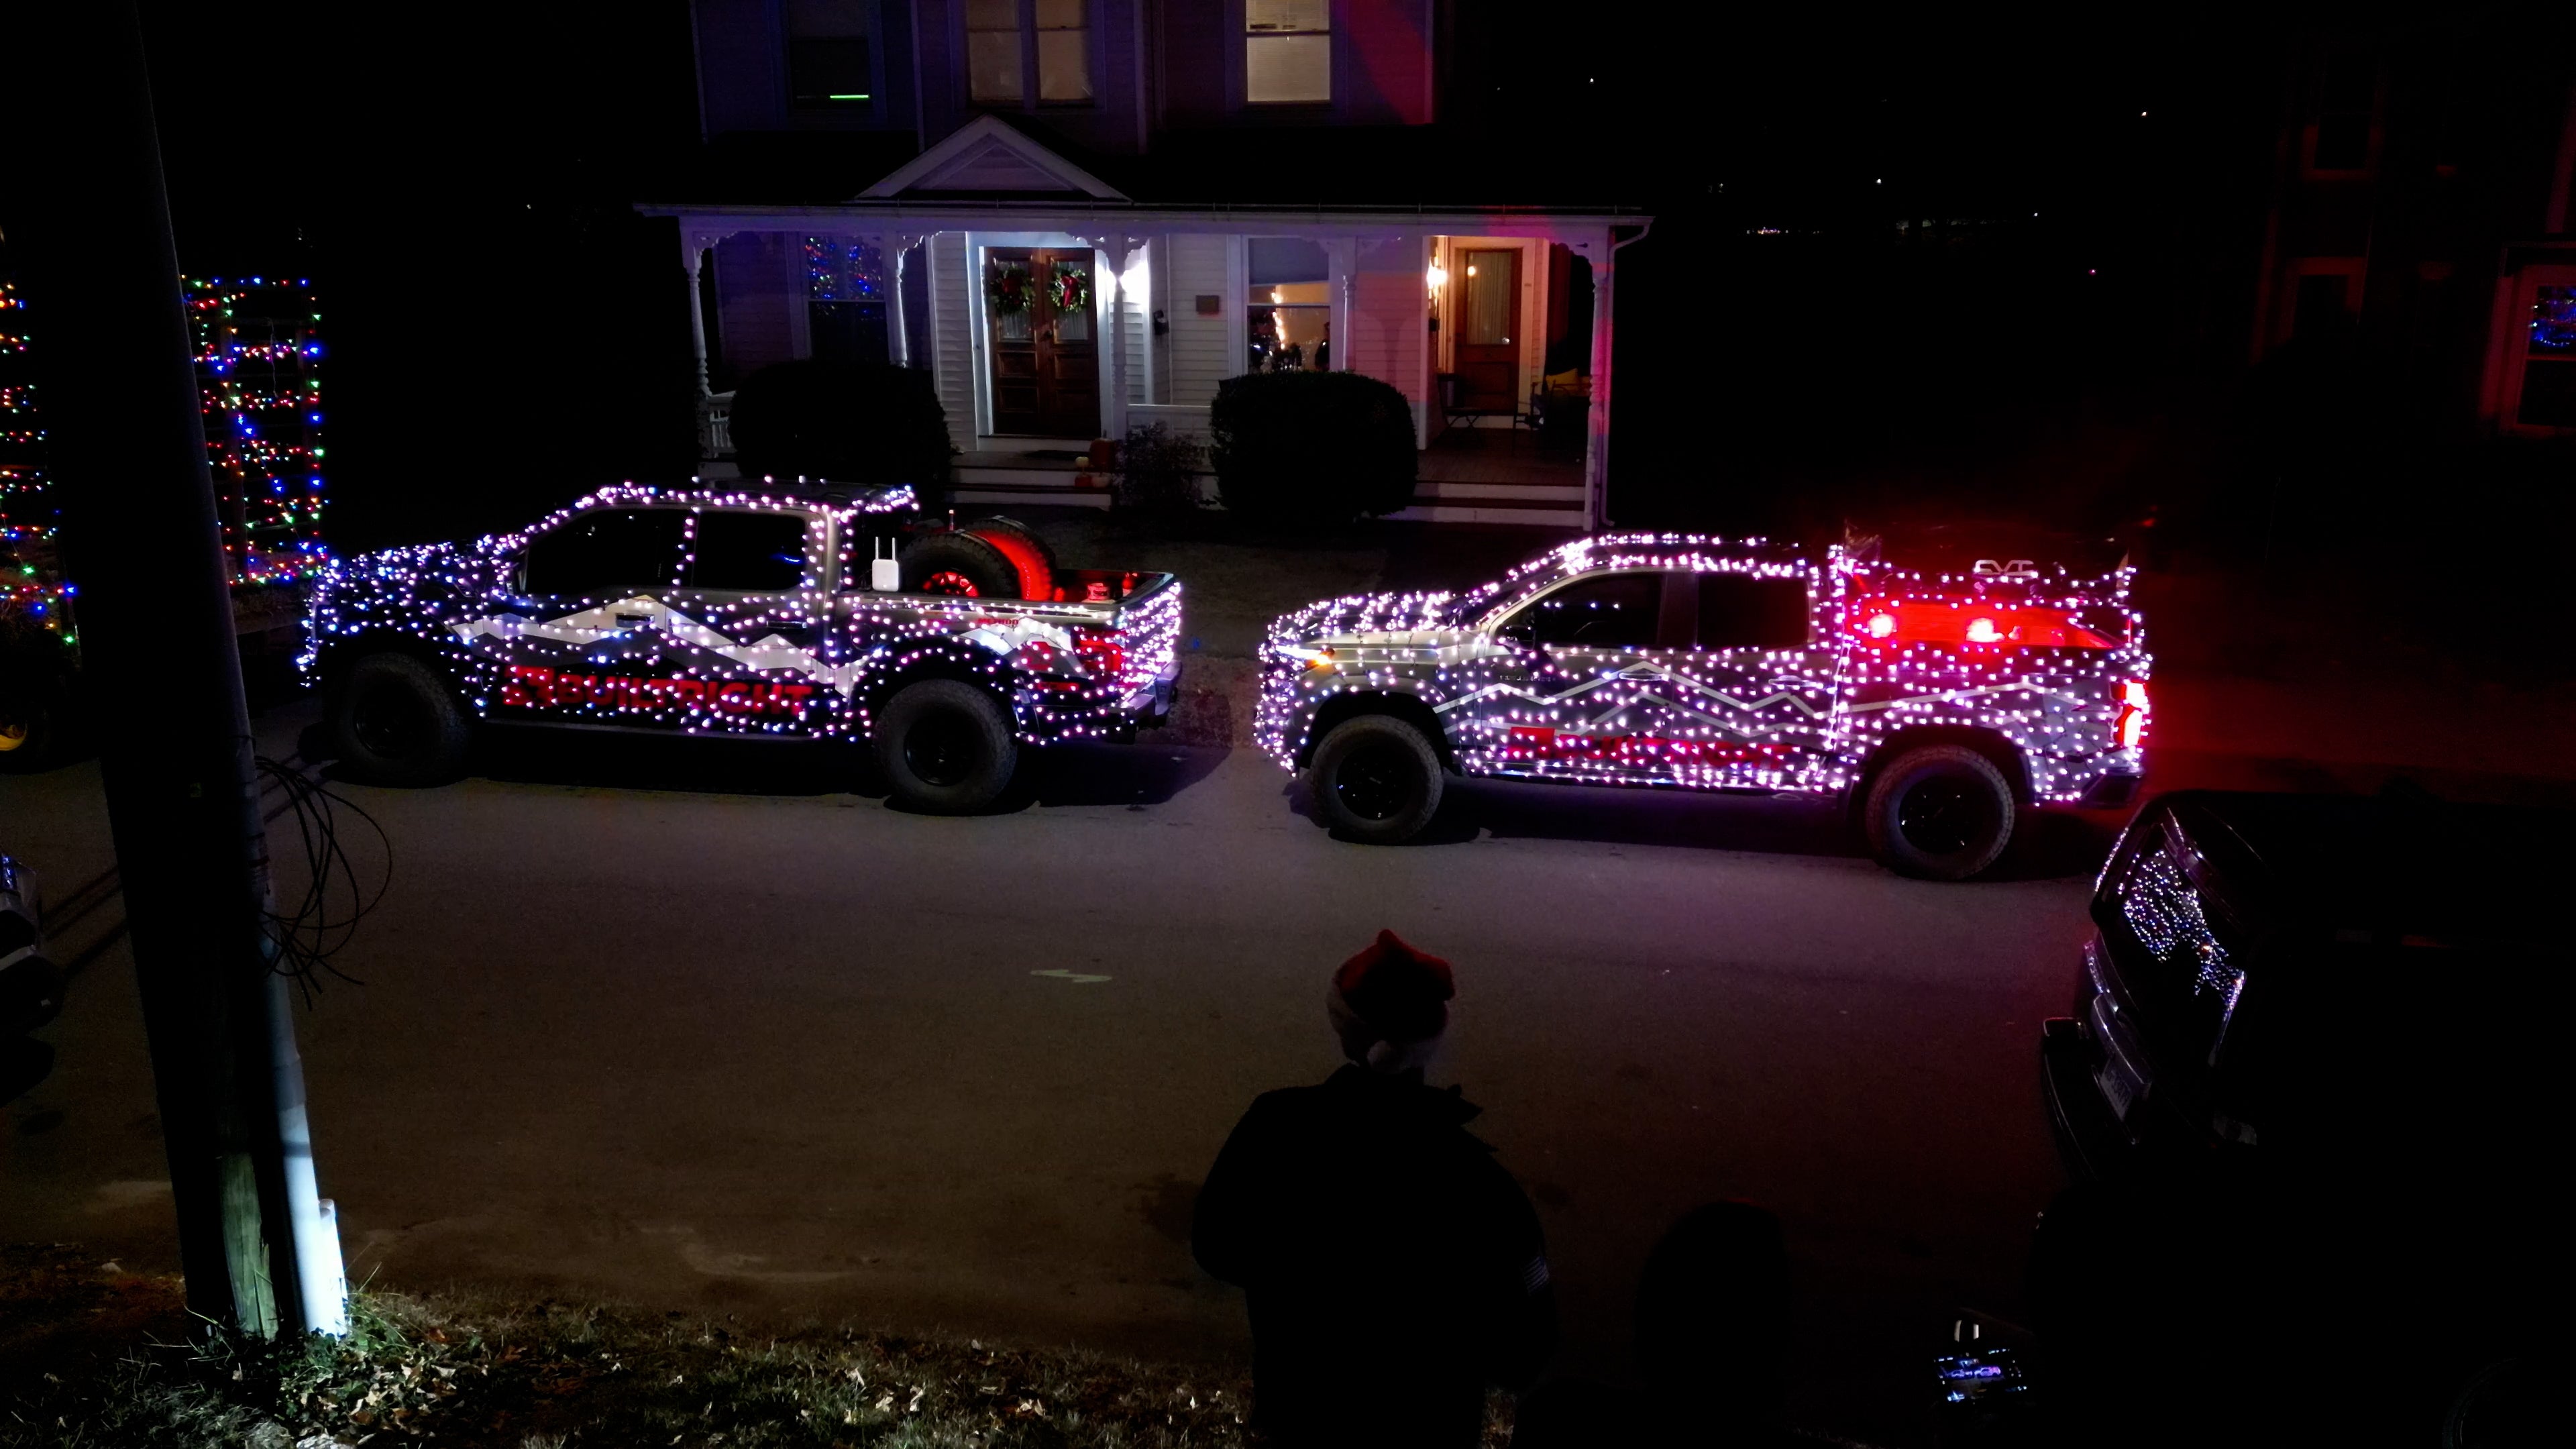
1046, 260, 1089, 314
986, 262, 1032, 315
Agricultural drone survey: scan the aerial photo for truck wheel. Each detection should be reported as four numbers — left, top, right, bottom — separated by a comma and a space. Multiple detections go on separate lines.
963, 517, 1058, 602
898, 531, 1019, 600
875, 678, 1017, 813
1308, 714, 1444, 844
1863, 744, 2016, 880
326, 652, 472, 786
0, 675, 67, 773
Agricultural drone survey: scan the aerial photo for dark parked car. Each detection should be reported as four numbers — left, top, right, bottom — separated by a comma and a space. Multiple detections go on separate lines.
2036, 788, 2561, 1445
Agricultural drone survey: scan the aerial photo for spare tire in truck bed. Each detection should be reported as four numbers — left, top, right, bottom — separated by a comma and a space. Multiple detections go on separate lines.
898, 531, 1019, 599
961, 517, 1057, 602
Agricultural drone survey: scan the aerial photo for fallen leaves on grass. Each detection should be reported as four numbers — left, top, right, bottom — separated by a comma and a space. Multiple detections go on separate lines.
0, 1246, 1257, 1448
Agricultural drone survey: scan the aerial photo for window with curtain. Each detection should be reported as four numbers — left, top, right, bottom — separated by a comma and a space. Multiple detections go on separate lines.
786, 0, 875, 109
1246, 0, 1330, 105
966, 0, 1091, 106
1246, 237, 1330, 374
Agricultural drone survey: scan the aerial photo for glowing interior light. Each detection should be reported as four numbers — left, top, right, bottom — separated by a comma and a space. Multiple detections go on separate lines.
1466, 264, 1478, 276
1865, 612, 1898, 639
1965, 616, 2002, 644
2116, 678, 2151, 748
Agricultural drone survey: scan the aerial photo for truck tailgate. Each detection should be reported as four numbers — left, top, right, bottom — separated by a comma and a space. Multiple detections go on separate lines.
1104, 572, 1183, 705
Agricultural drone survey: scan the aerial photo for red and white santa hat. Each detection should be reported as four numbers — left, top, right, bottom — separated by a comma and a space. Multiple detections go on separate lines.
1327, 928, 1456, 1071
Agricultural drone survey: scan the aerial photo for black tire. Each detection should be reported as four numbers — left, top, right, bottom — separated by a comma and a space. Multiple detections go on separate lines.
0, 669, 69, 773
963, 516, 1059, 601
898, 531, 1019, 599
325, 652, 472, 786
1862, 743, 2017, 880
875, 678, 1018, 812
1307, 714, 1444, 844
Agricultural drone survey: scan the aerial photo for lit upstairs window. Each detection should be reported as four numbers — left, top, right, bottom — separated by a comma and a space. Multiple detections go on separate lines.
1247, 0, 1330, 105
787, 0, 875, 108
967, 0, 1091, 107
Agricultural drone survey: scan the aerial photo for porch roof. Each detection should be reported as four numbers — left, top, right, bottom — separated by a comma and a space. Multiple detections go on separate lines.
635, 115, 1649, 229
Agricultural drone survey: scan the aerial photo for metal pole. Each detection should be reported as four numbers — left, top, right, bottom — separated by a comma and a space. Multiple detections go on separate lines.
1, 0, 327, 1336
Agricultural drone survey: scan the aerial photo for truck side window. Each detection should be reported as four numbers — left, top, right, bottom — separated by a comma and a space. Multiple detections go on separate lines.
1697, 572, 1809, 649
686, 510, 810, 591
519, 508, 686, 598
1508, 572, 1662, 649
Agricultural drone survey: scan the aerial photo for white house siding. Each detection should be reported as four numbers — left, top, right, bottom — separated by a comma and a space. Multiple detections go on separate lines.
1120, 270, 1148, 407
928, 231, 975, 451
714, 231, 802, 376
1346, 234, 1430, 445
1161, 233, 1234, 420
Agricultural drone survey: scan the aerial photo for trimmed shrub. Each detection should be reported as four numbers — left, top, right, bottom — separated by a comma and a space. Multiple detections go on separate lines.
1209, 371, 1417, 527
1113, 421, 1206, 518
729, 360, 953, 508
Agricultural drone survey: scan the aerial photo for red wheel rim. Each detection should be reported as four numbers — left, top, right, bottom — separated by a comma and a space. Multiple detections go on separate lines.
922, 571, 981, 596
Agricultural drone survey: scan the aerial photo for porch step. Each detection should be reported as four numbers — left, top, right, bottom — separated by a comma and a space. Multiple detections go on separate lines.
952, 480, 1114, 509
1411, 476, 1587, 502
1387, 498, 1587, 527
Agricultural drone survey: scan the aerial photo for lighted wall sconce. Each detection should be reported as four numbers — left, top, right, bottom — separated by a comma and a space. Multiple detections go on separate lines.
1426, 262, 1448, 333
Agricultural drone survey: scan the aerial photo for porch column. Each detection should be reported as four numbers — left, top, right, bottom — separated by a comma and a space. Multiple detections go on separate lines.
885, 238, 908, 367
1584, 227, 1616, 533
682, 236, 711, 398
1104, 238, 1132, 444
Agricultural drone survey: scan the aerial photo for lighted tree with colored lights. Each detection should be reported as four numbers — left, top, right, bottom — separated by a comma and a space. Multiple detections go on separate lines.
186, 276, 328, 584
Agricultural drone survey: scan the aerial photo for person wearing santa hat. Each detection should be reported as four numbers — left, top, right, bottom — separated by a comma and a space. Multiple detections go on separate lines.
1192, 929, 1556, 1448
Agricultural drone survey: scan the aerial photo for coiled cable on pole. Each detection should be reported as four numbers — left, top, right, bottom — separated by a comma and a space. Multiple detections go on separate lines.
255, 754, 392, 1006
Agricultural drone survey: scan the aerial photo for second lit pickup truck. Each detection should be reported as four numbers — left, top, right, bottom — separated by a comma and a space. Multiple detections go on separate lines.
1256, 533, 2150, 879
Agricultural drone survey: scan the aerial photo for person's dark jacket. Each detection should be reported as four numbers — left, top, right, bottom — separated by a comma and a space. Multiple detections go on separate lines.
1193, 1065, 1556, 1448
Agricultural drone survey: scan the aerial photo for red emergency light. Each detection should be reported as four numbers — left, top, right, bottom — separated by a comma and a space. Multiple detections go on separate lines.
1849, 596, 2118, 650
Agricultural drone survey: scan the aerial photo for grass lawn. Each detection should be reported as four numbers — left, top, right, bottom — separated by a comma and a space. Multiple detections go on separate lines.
2, 1246, 1274, 1448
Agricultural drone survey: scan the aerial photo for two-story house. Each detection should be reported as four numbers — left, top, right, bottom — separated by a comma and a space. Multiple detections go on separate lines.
641, 1, 1649, 528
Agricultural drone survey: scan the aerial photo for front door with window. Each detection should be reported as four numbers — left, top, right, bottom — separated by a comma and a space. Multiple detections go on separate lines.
986, 248, 1099, 437
1454, 247, 1521, 413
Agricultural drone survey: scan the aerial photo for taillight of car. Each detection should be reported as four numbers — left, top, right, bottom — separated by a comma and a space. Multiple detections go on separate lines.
1864, 611, 1898, 639
2115, 679, 2150, 749
1075, 629, 1126, 679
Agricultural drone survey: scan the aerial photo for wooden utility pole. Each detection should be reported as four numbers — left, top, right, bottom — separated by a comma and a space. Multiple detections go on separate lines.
1, 2, 332, 1336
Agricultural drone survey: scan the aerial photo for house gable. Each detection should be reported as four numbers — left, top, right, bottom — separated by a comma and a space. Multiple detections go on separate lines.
859, 115, 1126, 201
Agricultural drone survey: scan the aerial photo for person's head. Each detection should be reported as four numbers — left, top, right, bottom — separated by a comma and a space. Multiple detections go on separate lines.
1326, 929, 1453, 1073
1634, 1201, 1792, 1419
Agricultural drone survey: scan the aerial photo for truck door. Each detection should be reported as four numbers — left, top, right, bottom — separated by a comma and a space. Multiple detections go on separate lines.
653, 505, 835, 736
1680, 566, 1841, 788
1463, 568, 1706, 785
500, 505, 688, 727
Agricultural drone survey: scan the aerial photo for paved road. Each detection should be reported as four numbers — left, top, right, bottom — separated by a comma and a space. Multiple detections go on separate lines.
1, 701, 2118, 1442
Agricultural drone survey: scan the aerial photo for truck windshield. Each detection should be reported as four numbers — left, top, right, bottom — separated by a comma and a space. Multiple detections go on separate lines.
2101, 814, 2250, 1071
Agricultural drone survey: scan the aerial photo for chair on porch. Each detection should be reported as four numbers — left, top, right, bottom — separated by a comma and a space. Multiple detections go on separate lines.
1530, 371, 1590, 458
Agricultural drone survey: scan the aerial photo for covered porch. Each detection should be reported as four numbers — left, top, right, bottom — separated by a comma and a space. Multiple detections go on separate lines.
646, 117, 1642, 530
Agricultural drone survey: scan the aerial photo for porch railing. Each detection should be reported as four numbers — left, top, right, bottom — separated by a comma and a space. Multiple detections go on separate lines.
696, 390, 735, 459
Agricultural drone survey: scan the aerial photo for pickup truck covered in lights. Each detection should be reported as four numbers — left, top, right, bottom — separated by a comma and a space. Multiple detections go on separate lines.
303, 484, 1182, 810
1256, 533, 2149, 879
